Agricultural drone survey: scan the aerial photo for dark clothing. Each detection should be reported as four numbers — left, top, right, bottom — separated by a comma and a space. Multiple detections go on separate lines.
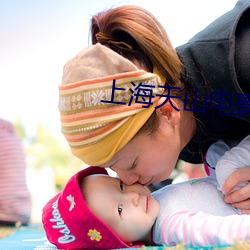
176, 0, 250, 164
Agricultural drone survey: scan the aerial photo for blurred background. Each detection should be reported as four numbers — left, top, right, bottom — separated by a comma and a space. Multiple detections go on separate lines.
0, 0, 238, 223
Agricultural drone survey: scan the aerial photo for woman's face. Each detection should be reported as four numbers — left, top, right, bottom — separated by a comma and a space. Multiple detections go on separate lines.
100, 110, 182, 185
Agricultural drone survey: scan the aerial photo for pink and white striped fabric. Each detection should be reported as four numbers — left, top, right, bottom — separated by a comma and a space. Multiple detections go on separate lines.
158, 210, 250, 246
152, 136, 250, 246
0, 119, 31, 224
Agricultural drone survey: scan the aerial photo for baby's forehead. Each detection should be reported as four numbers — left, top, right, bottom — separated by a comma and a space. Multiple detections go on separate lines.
82, 174, 120, 185
80, 174, 119, 199
82, 175, 121, 199
85, 173, 117, 180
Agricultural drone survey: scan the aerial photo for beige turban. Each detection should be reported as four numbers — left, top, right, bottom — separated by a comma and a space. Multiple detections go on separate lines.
59, 43, 165, 165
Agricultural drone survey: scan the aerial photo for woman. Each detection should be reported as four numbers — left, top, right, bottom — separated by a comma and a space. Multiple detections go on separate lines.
59, 1, 250, 211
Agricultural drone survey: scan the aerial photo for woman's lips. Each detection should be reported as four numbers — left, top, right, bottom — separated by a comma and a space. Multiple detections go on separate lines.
143, 177, 154, 186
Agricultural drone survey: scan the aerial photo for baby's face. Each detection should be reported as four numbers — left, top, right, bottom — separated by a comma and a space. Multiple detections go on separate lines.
84, 175, 160, 244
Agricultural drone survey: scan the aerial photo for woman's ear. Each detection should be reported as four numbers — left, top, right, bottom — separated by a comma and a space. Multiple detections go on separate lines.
155, 97, 181, 126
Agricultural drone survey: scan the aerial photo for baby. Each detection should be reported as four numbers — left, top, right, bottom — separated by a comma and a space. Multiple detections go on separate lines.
42, 135, 250, 249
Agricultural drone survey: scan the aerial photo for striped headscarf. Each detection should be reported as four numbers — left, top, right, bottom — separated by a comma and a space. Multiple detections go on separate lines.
59, 43, 165, 165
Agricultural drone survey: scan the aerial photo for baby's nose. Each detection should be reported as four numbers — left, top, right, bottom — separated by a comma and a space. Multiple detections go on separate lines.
126, 191, 140, 206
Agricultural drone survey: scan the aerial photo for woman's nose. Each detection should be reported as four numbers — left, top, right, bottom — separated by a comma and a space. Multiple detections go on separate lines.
112, 168, 139, 185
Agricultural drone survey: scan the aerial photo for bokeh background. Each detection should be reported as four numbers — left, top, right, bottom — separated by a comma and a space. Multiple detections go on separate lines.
0, 0, 238, 223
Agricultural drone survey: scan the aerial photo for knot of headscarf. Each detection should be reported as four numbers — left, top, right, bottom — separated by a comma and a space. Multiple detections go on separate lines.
96, 32, 133, 51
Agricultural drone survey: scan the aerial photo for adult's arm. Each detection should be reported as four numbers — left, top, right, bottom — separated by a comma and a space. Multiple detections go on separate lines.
0, 119, 31, 224
223, 166, 250, 213
215, 135, 250, 213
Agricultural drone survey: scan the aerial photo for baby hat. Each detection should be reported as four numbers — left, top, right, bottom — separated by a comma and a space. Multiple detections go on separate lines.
42, 166, 141, 249
59, 43, 165, 166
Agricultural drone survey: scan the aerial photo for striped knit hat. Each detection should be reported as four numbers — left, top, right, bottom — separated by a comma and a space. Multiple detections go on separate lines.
59, 43, 165, 165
